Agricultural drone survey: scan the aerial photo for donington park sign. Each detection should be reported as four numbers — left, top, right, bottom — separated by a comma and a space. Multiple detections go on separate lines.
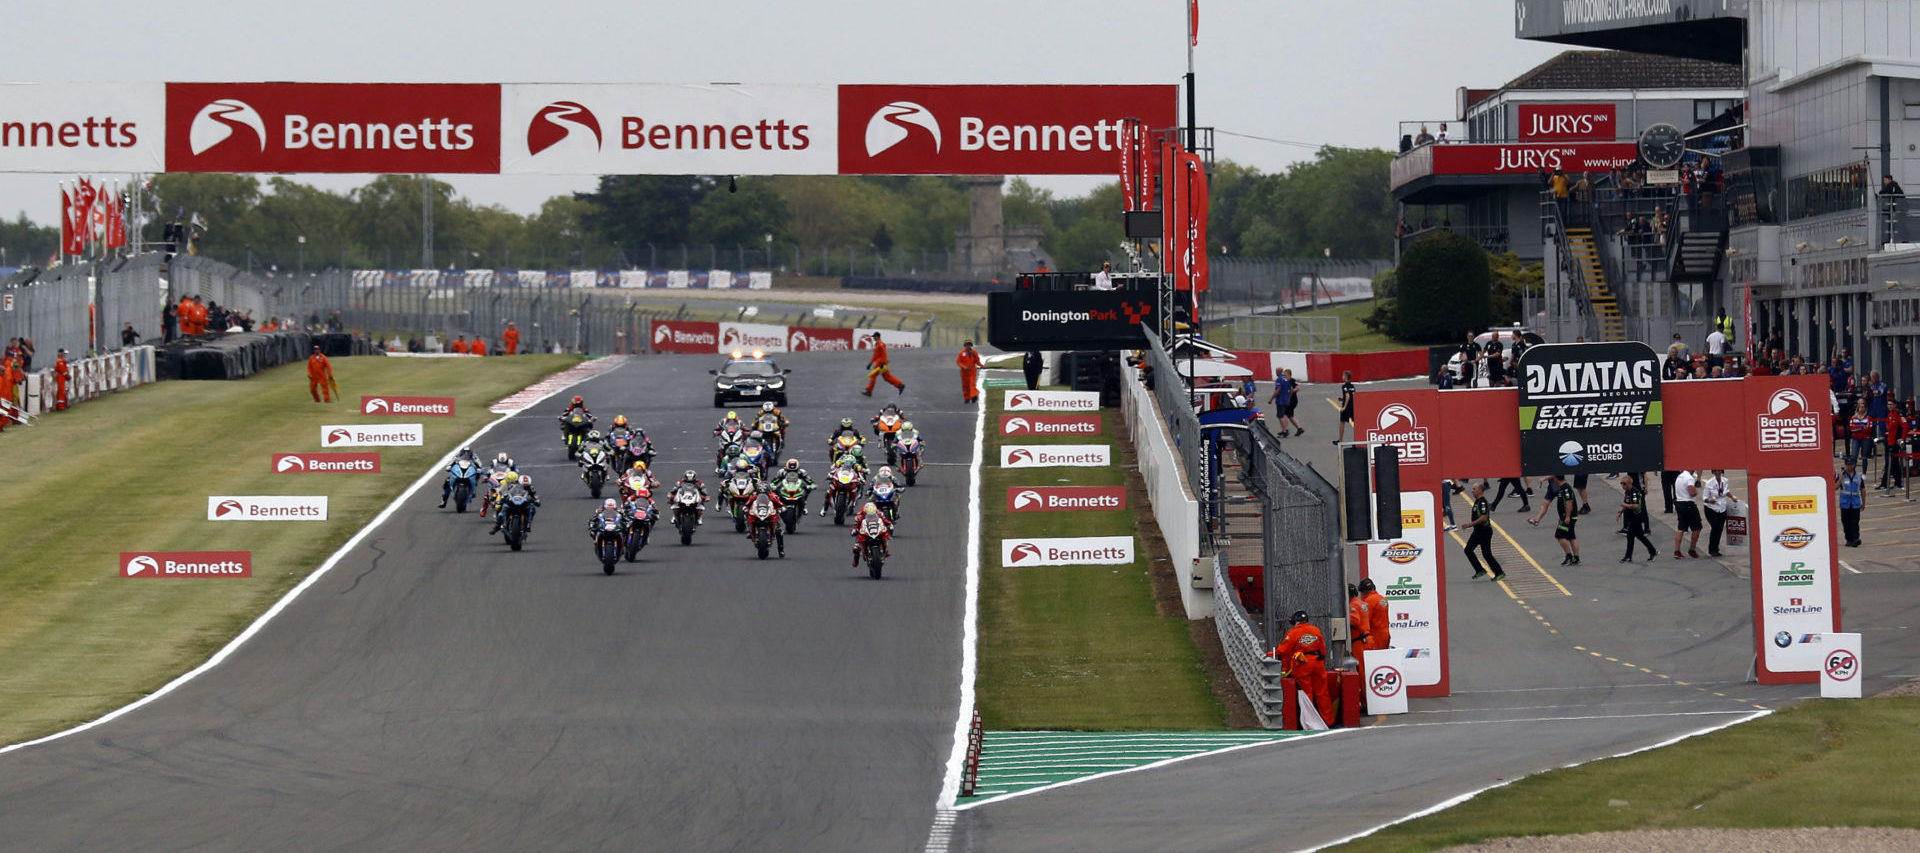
0, 82, 1175, 175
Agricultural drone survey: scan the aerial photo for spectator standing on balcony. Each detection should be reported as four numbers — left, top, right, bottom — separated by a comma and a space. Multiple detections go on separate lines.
1706, 325, 1727, 371
1414, 124, 1434, 146
1091, 261, 1115, 291
1550, 169, 1571, 223
1435, 123, 1450, 143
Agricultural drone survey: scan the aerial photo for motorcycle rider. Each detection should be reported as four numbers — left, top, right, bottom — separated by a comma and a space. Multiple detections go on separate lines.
869, 465, 905, 517
828, 417, 864, 452
606, 414, 643, 459
674, 469, 709, 525
746, 480, 786, 558
560, 395, 592, 421
588, 497, 628, 538
717, 441, 746, 477
490, 470, 541, 534
850, 500, 894, 566
440, 447, 483, 508
758, 400, 790, 431
623, 460, 660, 493
713, 410, 745, 438
578, 430, 612, 465
774, 458, 816, 514
871, 402, 906, 433
836, 443, 869, 475
481, 451, 517, 516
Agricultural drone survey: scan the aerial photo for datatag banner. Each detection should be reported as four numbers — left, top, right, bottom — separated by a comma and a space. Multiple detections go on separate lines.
2, 82, 1174, 176
1516, 341, 1664, 476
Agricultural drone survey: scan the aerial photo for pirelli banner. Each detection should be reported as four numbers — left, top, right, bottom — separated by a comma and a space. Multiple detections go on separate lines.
1515, 341, 1664, 476
986, 289, 1159, 350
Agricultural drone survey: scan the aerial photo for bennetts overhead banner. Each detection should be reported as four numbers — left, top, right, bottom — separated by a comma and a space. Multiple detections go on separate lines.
1516, 341, 1664, 476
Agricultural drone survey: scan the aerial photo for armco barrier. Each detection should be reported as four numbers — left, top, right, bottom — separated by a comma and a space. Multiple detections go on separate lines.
1121, 353, 1208, 618
17, 346, 156, 416
1213, 553, 1289, 729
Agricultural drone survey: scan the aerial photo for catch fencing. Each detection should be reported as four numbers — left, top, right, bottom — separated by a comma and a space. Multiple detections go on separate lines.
1140, 329, 1212, 549
1225, 314, 1340, 352
1239, 420, 1346, 650
1205, 258, 1390, 322
1120, 346, 1206, 618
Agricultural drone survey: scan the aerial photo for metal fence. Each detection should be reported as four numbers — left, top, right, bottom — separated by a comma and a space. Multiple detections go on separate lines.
1239, 420, 1346, 652
1212, 552, 1290, 729
1205, 258, 1391, 322
1, 263, 98, 362
1141, 329, 1211, 547
1226, 314, 1341, 352
236, 241, 1013, 281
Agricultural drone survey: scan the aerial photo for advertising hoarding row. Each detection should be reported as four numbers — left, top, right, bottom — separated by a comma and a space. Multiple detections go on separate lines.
647, 320, 921, 355
2, 83, 1176, 175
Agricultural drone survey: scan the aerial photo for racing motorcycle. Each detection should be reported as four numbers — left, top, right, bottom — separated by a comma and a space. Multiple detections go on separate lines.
560, 411, 594, 460
826, 463, 864, 526
721, 472, 758, 533
894, 428, 924, 486
745, 491, 784, 560
739, 434, 772, 478
497, 482, 535, 551
624, 499, 656, 562
856, 512, 890, 579
754, 412, 785, 456
594, 513, 626, 575
874, 407, 905, 466
480, 465, 514, 518
828, 431, 864, 462
715, 422, 749, 469
610, 430, 654, 471
870, 477, 901, 522
619, 468, 655, 505
579, 444, 613, 499
774, 473, 809, 534
671, 484, 704, 546
447, 456, 483, 513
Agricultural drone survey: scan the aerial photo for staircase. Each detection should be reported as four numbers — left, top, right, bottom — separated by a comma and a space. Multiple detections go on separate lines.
1564, 228, 1627, 341
1668, 230, 1728, 283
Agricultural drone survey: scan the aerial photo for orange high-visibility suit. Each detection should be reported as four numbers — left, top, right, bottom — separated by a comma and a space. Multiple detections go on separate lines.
864, 338, 904, 395
956, 344, 983, 403
307, 349, 335, 403
451, 338, 470, 354
503, 325, 521, 355
0, 356, 17, 431
1362, 588, 1391, 652
187, 299, 207, 335
176, 298, 195, 335
471, 336, 487, 356
1348, 593, 1371, 651
1275, 621, 1333, 725
52, 352, 70, 411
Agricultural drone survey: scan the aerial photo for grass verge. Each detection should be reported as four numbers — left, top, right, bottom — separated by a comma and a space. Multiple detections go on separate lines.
1208, 299, 1402, 354
1334, 698, 1920, 852
976, 387, 1224, 730
0, 353, 581, 746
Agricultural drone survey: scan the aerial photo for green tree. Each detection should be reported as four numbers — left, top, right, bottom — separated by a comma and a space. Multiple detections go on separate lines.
1391, 231, 1492, 343
0, 213, 58, 266
1215, 147, 1394, 258
576, 175, 715, 249
1487, 251, 1544, 324
687, 178, 790, 248
1051, 183, 1125, 270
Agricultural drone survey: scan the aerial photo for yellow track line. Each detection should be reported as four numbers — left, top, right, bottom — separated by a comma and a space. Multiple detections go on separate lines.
1487, 516, 1573, 596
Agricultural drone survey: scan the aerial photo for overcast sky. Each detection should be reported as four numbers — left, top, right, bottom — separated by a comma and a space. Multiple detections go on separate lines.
1, 0, 1565, 227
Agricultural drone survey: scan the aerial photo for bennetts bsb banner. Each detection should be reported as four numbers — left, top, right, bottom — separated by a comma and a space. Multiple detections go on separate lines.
1515, 341, 1664, 476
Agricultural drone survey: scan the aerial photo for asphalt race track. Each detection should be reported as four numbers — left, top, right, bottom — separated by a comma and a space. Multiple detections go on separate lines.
0, 348, 973, 852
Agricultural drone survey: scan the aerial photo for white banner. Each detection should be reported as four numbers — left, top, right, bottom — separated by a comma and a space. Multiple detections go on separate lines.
718, 321, 789, 353
1003, 389, 1101, 411
207, 495, 329, 521
748, 271, 773, 290
1360, 650, 1408, 714
321, 423, 424, 447
855, 327, 923, 349
1000, 444, 1111, 468
1754, 476, 1839, 675
0, 83, 167, 172
1001, 536, 1134, 567
707, 270, 733, 289
1364, 492, 1443, 688
501, 84, 839, 175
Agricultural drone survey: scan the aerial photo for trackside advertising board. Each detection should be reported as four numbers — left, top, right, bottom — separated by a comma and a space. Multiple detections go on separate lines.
321, 424, 424, 447
986, 289, 1159, 349
1006, 486, 1126, 512
838, 85, 1177, 175
121, 551, 252, 578
1000, 414, 1103, 436
207, 495, 329, 521
1000, 536, 1135, 567
1360, 491, 1446, 695
500, 84, 838, 175
1515, 341, 1663, 476
1752, 476, 1841, 680
1003, 389, 1101, 411
361, 395, 454, 416
270, 452, 380, 473
1000, 444, 1111, 468
0, 83, 167, 171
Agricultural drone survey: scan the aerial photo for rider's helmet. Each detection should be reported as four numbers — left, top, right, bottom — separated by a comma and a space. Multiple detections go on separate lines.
725, 411, 740, 422
785, 458, 800, 471
613, 414, 628, 428
631, 460, 647, 471
683, 469, 698, 481
861, 502, 879, 515
502, 471, 520, 485
571, 395, 583, 406
603, 498, 617, 511
840, 417, 855, 430
494, 452, 510, 467
586, 430, 602, 441
1290, 610, 1311, 625
726, 442, 742, 456
849, 444, 866, 460
762, 401, 776, 412
900, 421, 913, 432
458, 446, 474, 459
883, 403, 899, 415
877, 466, 894, 479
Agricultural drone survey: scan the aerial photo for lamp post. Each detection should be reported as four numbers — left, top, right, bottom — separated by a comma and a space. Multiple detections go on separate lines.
298, 235, 306, 275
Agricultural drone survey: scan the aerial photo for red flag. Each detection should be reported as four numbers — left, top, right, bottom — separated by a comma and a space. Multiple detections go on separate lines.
1189, 0, 1199, 46
1184, 151, 1210, 293
87, 180, 108, 242
60, 187, 85, 255
1140, 133, 1158, 212
1163, 141, 1188, 291
1119, 120, 1138, 211
106, 189, 127, 249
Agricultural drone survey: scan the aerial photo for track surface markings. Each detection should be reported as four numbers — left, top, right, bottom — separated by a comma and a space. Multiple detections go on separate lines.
957, 731, 1310, 807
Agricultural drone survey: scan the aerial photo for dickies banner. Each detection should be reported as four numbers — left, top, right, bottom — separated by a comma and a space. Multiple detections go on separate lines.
1, 82, 1176, 176
1515, 341, 1664, 477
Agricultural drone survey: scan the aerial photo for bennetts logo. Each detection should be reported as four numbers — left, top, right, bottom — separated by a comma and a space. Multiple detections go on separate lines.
528, 100, 601, 155
1758, 388, 1823, 452
189, 98, 266, 155
121, 550, 252, 578
866, 101, 940, 157
1367, 402, 1429, 465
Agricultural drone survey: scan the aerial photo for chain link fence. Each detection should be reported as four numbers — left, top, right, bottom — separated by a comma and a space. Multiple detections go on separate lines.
1239, 420, 1346, 658
1205, 258, 1391, 322
1225, 314, 1341, 352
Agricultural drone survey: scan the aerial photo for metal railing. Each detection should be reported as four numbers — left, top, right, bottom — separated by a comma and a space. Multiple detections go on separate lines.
1212, 552, 1288, 729
1204, 258, 1389, 322
1241, 420, 1346, 652
1226, 314, 1340, 352
226, 240, 1029, 281
1141, 329, 1211, 547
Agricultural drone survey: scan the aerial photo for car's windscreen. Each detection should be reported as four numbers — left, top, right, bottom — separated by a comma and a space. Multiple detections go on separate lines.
723, 361, 778, 376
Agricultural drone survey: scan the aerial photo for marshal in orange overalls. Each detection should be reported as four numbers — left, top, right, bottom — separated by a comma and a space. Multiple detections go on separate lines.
307, 347, 335, 403
863, 335, 905, 396
503, 323, 521, 355
955, 342, 983, 404
1274, 618, 1333, 725
52, 351, 70, 410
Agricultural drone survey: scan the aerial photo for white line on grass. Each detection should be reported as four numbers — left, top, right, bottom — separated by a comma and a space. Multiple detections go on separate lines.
925, 367, 987, 853
954, 729, 1352, 811
0, 358, 619, 759
1298, 709, 1771, 852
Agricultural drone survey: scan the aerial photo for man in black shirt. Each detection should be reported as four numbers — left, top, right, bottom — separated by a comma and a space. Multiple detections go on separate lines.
1333, 370, 1356, 444
1460, 481, 1506, 581
1528, 474, 1581, 565
1485, 339, 1507, 386
1619, 473, 1657, 561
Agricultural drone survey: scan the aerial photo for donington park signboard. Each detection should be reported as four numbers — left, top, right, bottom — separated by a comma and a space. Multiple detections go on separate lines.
0, 83, 1175, 176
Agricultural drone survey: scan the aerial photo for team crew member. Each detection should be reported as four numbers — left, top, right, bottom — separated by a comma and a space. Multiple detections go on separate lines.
863, 333, 906, 396
1529, 473, 1580, 565
1620, 473, 1657, 562
1333, 370, 1356, 445
1490, 476, 1532, 513
306, 345, 335, 403
1358, 577, 1389, 653
1701, 469, 1732, 557
955, 340, 983, 404
1882, 412, 1909, 491
1271, 610, 1333, 724
1460, 481, 1505, 581
1347, 584, 1370, 655
1672, 469, 1703, 558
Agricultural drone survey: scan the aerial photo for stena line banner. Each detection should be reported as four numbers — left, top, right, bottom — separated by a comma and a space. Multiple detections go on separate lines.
1515, 341, 1664, 476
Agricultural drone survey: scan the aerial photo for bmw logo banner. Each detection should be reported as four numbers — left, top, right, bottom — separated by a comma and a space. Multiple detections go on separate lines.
1515, 341, 1665, 477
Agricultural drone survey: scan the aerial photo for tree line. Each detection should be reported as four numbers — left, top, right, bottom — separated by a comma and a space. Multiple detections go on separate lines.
0, 145, 1401, 273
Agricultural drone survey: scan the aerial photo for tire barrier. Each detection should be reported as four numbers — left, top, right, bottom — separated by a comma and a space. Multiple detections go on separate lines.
154, 331, 377, 381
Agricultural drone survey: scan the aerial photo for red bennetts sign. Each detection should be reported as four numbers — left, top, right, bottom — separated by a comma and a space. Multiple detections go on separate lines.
787, 326, 854, 352
838, 85, 1178, 175
121, 551, 253, 578
361, 395, 455, 416
649, 319, 720, 354
1430, 142, 1638, 175
165, 83, 500, 173
1516, 103, 1617, 142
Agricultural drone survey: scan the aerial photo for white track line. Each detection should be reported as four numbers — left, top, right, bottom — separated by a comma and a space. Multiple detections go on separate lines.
925, 369, 986, 853
1299, 709, 1771, 852
0, 358, 621, 758
954, 729, 1350, 811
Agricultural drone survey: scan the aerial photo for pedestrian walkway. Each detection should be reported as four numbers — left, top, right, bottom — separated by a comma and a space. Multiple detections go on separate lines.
957, 730, 1312, 807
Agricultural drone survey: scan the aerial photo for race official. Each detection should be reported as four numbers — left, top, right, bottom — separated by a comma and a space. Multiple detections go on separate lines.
1272, 610, 1333, 725
863, 333, 906, 396
503, 321, 521, 355
52, 349, 71, 411
1460, 481, 1505, 581
1347, 584, 1370, 655
306, 345, 335, 403
955, 340, 983, 404
1358, 577, 1390, 652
